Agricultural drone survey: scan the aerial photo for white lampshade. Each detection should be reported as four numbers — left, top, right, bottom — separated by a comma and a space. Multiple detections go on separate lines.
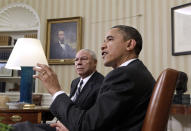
5, 38, 48, 70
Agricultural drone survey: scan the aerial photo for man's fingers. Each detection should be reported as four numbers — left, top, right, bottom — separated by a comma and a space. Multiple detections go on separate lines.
33, 63, 52, 77
42, 65, 53, 76
32, 68, 43, 79
56, 127, 60, 131
33, 65, 43, 74
36, 63, 53, 76
37, 63, 45, 68
33, 74, 38, 79
50, 123, 63, 131
33, 74, 43, 81
50, 123, 58, 127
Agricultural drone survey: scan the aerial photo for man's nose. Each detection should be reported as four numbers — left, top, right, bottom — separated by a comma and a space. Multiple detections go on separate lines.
101, 42, 107, 51
76, 60, 82, 65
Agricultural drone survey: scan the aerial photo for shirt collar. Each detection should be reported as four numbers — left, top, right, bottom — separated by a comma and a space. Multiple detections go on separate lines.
119, 58, 137, 67
59, 40, 64, 44
79, 72, 95, 89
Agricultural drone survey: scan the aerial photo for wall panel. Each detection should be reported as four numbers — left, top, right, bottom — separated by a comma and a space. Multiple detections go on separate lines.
1, 0, 191, 95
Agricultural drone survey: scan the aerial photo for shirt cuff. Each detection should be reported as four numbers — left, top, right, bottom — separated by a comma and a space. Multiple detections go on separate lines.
52, 91, 65, 101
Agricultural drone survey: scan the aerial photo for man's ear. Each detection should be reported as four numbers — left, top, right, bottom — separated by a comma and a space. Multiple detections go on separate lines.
126, 39, 136, 51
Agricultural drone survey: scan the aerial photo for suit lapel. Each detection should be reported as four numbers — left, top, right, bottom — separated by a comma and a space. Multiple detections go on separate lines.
75, 72, 98, 102
69, 78, 80, 98
99, 60, 139, 94
76, 82, 93, 103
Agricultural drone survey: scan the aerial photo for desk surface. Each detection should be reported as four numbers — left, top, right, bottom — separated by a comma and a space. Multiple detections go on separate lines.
0, 106, 49, 112
170, 104, 191, 115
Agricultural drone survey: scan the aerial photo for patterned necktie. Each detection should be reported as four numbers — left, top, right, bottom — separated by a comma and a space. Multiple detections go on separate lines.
73, 80, 83, 102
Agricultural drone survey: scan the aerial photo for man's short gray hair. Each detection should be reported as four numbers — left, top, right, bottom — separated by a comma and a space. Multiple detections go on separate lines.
80, 49, 97, 61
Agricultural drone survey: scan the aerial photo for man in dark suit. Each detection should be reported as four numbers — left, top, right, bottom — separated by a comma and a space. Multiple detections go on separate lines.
12, 49, 103, 131
68, 49, 104, 110
48, 49, 103, 131
69, 71, 103, 110
50, 30, 76, 59
34, 25, 155, 131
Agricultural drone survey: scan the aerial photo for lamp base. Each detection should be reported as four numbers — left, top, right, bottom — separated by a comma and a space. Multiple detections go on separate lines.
20, 67, 34, 104
23, 104, 35, 109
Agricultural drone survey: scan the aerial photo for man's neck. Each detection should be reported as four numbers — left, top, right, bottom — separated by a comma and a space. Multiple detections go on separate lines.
80, 71, 96, 79
119, 58, 137, 67
80, 71, 95, 80
112, 54, 138, 69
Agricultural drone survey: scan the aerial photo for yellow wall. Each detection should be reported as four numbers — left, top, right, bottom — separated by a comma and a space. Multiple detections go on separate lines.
1, 0, 191, 94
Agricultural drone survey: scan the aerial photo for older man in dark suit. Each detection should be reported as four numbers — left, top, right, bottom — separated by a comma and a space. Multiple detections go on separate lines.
69, 49, 104, 109
33, 25, 155, 131
12, 49, 103, 131
47, 49, 104, 131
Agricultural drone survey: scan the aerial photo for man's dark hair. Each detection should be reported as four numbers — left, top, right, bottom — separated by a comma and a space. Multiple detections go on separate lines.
112, 25, 142, 56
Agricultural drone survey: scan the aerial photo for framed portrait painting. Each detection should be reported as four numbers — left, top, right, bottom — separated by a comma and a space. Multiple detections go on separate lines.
171, 3, 191, 55
46, 17, 82, 64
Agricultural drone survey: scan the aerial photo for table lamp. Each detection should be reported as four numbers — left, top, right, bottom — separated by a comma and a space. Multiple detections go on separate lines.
5, 38, 48, 104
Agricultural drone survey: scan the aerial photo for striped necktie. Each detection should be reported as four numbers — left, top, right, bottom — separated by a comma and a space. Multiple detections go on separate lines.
73, 80, 83, 102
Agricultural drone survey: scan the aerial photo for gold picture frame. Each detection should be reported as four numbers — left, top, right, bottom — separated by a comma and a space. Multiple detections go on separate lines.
46, 17, 82, 64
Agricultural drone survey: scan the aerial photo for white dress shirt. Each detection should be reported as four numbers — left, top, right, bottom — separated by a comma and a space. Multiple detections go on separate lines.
119, 58, 137, 67
59, 41, 66, 50
52, 72, 95, 102
70, 72, 94, 101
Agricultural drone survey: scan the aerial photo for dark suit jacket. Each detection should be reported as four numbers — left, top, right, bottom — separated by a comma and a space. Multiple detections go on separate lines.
12, 72, 103, 131
69, 71, 104, 110
50, 42, 76, 59
50, 59, 156, 131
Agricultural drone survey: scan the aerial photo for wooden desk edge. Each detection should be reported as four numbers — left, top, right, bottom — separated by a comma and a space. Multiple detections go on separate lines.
170, 104, 191, 115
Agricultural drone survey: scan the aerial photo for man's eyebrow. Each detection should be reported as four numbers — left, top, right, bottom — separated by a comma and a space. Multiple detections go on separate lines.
106, 36, 114, 39
75, 56, 88, 59
104, 35, 114, 42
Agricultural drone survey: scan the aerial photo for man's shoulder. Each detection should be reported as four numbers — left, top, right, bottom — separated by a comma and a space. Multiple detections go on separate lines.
72, 72, 104, 83
104, 59, 153, 83
84, 72, 104, 85
93, 71, 104, 79
72, 77, 80, 84
107, 59, 142, 76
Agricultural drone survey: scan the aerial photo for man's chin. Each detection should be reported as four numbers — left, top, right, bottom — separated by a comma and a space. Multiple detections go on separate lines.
103, 61, 111, 67
103, 61, 116, 68
77, 72, 84, 76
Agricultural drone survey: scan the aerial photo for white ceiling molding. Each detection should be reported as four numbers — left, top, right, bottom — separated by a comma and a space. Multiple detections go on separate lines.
0, 2, 40, 31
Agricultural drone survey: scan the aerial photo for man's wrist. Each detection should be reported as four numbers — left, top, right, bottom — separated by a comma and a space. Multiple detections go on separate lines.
52, 90, 65, 101
50, 89, 61, 95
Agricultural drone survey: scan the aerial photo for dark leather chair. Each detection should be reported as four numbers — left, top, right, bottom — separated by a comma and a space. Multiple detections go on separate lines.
142, 68, 185, 131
